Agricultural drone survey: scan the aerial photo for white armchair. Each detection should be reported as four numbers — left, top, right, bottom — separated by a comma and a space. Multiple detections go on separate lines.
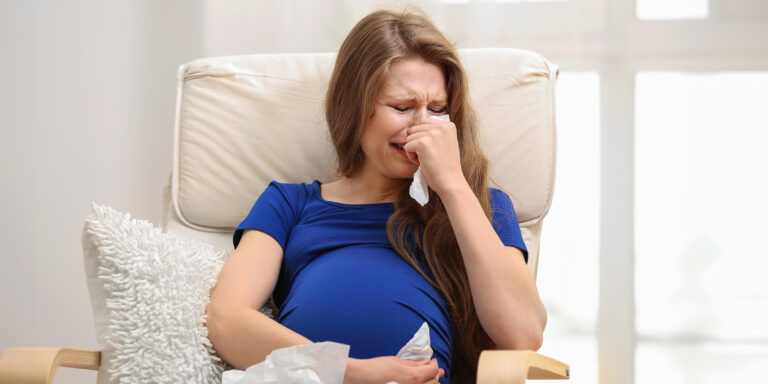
0, 48, 569, 383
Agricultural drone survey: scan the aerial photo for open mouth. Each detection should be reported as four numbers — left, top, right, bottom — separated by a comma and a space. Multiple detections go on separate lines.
391, 143, 419, 164
391, 143, 409, 160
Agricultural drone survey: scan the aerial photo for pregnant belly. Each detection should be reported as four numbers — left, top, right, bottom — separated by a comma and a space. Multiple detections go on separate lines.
276, 245, 452, 368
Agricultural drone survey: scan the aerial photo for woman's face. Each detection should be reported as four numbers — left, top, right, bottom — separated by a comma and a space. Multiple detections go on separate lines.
359, 56, 448, 182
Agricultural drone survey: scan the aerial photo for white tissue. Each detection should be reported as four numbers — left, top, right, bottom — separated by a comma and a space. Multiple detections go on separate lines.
386, 322, 433, 384
409, 114, 451, 206
222, 324, 432, 384
221, 342, 349, 384
409, 168, 430, 207
396, 322, 433, 361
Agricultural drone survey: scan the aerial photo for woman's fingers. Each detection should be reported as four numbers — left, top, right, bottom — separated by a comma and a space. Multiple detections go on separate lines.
405, 149, 420, 165
407, 119, 454, 134
412, 359, 440, 382
402, 132, 430, 163
404, 120, 455, 155
399, 358, 430, 367
405, 131, 429, 141
421, 369, 442, 384
346, 356, 442, 384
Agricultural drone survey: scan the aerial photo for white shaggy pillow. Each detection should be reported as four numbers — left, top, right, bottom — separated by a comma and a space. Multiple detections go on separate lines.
82, 203, 228, 384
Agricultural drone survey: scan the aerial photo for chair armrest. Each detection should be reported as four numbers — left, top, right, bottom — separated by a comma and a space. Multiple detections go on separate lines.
0, 347, 100, 384
477, 350, 570, 383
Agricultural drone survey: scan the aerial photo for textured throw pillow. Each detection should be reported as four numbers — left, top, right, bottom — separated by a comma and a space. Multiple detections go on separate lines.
82, 203, 228, 384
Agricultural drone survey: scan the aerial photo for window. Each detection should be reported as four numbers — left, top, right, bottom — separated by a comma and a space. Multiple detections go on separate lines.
634, 71, 768, 383
636, 0, 709, 20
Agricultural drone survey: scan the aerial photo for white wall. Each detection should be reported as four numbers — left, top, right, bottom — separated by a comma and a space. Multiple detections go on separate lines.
0, 1, 203, 382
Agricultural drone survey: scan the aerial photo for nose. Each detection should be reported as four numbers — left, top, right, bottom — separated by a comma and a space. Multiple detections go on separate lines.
410, 107, 429, 125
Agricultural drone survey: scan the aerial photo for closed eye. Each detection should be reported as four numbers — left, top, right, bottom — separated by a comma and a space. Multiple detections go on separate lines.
391, 106, 448, 114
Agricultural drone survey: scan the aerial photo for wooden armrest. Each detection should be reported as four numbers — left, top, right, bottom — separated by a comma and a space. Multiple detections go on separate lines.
0, 347, 100, 384
477, 350, 570, 383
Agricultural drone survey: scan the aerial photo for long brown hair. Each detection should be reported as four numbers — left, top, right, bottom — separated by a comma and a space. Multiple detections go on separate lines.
325, 9, 493, 382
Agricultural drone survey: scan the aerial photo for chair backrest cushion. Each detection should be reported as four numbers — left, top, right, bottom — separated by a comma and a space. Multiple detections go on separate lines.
166, 48, 558, 274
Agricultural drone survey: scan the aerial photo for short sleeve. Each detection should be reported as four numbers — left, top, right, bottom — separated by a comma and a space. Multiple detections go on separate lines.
490, 188, 529, 263
233, 181, 302, 249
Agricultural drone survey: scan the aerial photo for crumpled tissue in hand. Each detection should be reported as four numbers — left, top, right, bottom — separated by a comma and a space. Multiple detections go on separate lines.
409, 114, 451, 206
221, 322, 433, 384
396, 322, 432, 361
385, 322, 434, 384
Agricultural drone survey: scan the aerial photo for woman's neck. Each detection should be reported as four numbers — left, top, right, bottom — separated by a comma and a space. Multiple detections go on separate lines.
324, 174, 408, 205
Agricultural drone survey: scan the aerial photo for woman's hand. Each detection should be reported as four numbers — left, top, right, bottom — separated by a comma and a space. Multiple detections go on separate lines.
403, 117, 466, 197
344, 356, 444, 384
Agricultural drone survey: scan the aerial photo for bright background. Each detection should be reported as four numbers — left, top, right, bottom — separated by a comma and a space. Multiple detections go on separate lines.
2, 1, 767, 383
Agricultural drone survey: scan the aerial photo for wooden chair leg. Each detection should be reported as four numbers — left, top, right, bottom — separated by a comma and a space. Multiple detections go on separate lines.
0, 347, 100, 384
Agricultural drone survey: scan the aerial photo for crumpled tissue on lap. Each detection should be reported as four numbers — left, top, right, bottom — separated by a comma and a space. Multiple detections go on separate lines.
221, 342, 349, 384
222, 322, 433, 384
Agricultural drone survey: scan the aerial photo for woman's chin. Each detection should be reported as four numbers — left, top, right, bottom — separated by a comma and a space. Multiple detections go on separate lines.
397, 162, 419, 175
383, 165, 417, 181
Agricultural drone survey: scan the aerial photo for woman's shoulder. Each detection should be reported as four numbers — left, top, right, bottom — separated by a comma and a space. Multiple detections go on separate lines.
488, 186, 522, 217
261, 180, 319, 205
488, 187, 513, 206
264, 179, 317, 192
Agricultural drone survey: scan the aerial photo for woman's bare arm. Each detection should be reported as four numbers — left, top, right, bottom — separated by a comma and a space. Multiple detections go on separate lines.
440, 183, 547, 351
206, 229, 312, 369
405, 117, 546, 351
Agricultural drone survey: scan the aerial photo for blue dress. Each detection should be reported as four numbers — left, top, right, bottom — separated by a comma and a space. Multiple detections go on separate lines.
234, 180, 528, 383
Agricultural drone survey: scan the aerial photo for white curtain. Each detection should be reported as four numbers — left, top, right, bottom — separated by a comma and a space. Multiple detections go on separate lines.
199, 0, 593, 56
